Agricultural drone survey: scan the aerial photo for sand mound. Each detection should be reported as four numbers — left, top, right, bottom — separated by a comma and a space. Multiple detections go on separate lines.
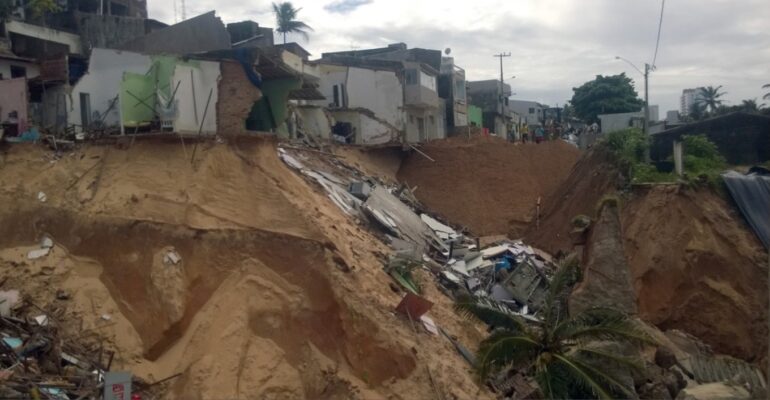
396, 135, 581, 237
0, 138, 490, 399
526, 149, 768, 363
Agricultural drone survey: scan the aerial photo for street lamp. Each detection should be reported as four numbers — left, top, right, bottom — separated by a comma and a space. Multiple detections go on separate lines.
615, 56, 654, 136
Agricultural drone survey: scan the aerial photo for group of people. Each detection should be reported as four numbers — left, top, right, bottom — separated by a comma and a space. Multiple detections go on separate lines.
518, 120, 599, 144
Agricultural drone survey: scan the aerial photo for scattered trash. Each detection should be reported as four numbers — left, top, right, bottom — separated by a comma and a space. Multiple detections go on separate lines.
40, 236, 54, 249
27, 248, 50, 260
34, 315, 49, 326
0, 290, 20, 317
163, 249, 182, 265
420, 315, 439, 336
395, 292, 433, 320
101, 314, 112, 321
37, 191, 47, 202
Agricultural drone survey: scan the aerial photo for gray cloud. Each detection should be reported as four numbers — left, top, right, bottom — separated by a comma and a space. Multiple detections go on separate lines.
147, 0, 770, 112
323, 0, 373, 14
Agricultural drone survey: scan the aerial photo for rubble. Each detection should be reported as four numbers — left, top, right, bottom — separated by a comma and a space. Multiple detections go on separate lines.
0, 295, 146, 399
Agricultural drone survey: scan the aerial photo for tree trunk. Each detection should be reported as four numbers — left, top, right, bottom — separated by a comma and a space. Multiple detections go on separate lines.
283, 32, 287, 44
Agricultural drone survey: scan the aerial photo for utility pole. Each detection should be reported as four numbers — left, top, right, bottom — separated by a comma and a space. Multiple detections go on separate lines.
493, 52, 511, 135
643, 63, 650, 136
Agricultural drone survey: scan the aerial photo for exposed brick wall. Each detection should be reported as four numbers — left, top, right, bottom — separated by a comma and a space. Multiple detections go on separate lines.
217, 61, 262, 136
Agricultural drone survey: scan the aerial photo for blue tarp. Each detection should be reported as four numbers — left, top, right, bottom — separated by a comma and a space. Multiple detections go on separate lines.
722, 169, 770, 249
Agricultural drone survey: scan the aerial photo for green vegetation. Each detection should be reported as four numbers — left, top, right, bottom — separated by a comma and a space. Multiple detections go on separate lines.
603, 128, 676, 183
696, 85, 727, 114
570, 74, 644, 123
601, 128, 726, 186
571, 214, 591, 229
455, 259, 654, 399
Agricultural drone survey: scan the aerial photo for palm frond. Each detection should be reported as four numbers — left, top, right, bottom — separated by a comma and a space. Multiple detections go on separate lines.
475, 330, 540, 379
541, 257, 580, 329
574, 347, 644, 371
454, 295, 530, 334
553, 308, 656, 345
556, 353, 637, 399
534, 361, 571, 399
552, 354, 614, 399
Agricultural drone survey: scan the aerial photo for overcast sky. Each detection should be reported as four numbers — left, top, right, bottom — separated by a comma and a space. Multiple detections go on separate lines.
148, 0, 770, 115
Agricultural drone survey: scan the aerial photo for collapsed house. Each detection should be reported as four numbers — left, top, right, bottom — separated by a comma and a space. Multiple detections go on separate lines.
309, 57, 442, 145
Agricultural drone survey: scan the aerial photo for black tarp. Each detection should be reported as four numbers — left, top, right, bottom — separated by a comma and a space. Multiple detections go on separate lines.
722, 170, 770, 249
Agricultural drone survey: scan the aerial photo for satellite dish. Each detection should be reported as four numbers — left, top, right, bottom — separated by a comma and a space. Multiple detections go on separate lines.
444, 48, 451, 55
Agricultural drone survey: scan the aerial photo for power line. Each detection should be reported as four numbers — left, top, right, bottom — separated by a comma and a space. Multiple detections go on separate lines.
651, 0, 666, 68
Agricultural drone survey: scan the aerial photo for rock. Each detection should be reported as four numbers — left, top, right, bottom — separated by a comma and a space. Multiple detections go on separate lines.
56, 289, 71, 300
661, 368, 686, 398
656, 346, 678, 369
676, 382, 750, 400
638, 382, 672, 400
569, 200, 637, 315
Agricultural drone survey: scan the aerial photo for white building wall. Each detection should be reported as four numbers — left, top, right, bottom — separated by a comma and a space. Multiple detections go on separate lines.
0, 59, 40, 79
314, 64, 348, 108
171, 62, 220, 134
346, 67, 404, 130
70, 49, 152, 130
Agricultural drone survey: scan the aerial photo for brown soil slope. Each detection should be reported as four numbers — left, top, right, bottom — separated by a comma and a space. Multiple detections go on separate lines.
397, 136, 581, 236
0, 139, 490, 400
526, 149, 768, 363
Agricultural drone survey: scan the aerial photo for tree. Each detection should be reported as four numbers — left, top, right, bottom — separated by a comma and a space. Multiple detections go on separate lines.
696, 85, 726, 114
740, 99, 762, 113
570, 74, 644, 123
688, 102, 707, 121
0, 0, 14, 21
455, 260, 654, 399
762, 84, 770, 101
272, 2, 313, 44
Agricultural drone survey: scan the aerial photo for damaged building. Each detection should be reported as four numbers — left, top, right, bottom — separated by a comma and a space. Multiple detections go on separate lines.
322, 42, 469, 137
314, 56, 442, 145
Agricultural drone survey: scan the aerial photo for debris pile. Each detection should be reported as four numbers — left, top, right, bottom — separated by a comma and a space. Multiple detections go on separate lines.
0, 293, 143, 399
278, 144, 558, 323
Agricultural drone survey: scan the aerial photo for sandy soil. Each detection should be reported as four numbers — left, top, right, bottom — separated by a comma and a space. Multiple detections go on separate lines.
397, 135, 581, 237
526, 148, 768, 364
0, 138, 491, 399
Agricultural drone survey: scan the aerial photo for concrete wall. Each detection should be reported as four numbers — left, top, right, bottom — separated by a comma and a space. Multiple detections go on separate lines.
0, 59, 40, 80
509, 100, 545, 126
296, 106, 331, 139
598, 111, 643, 133
405, 108, 441, 143
346, 66, 404, 130
5, 20, 83, 54
216, 61, 262, 136
331, 109, 400, 145
171, 63, 220, 134
77, 13, 147, 50
314, 63, 348, 108
70, 48, 151, 130
0, 78, 28, 133
119, 11, 230, 55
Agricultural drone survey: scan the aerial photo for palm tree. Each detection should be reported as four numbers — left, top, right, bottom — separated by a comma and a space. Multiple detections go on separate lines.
688, 102, 707, 121
741, 99, 762, 113
763, 84, 770, 101
272, 2, 313, 44
455, 260, 654, 399
696, 85, 727, 114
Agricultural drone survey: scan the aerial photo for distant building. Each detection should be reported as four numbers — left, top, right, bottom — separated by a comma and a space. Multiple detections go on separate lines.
666, 110, 680, 124
681, 88, 705, 116
467, 79, 512, 137
598, 105, 660, 134
509, 100, 547, 127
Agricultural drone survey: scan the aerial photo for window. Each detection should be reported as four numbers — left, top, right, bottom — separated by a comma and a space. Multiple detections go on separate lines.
332, 84, 346, 108
454, 79, 466, 101
10, 65, 26, 78
405, 69, 418, 85
429, 116, 435, 125
528, 107, 535, 114
419, 71, 436, 91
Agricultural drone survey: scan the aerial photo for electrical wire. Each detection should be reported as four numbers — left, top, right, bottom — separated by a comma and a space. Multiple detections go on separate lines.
651, 0, 666, 68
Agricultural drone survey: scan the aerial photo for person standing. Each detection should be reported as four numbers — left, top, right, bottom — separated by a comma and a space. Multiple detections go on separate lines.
535, 126, 545, 144
521, 123, 529, 143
